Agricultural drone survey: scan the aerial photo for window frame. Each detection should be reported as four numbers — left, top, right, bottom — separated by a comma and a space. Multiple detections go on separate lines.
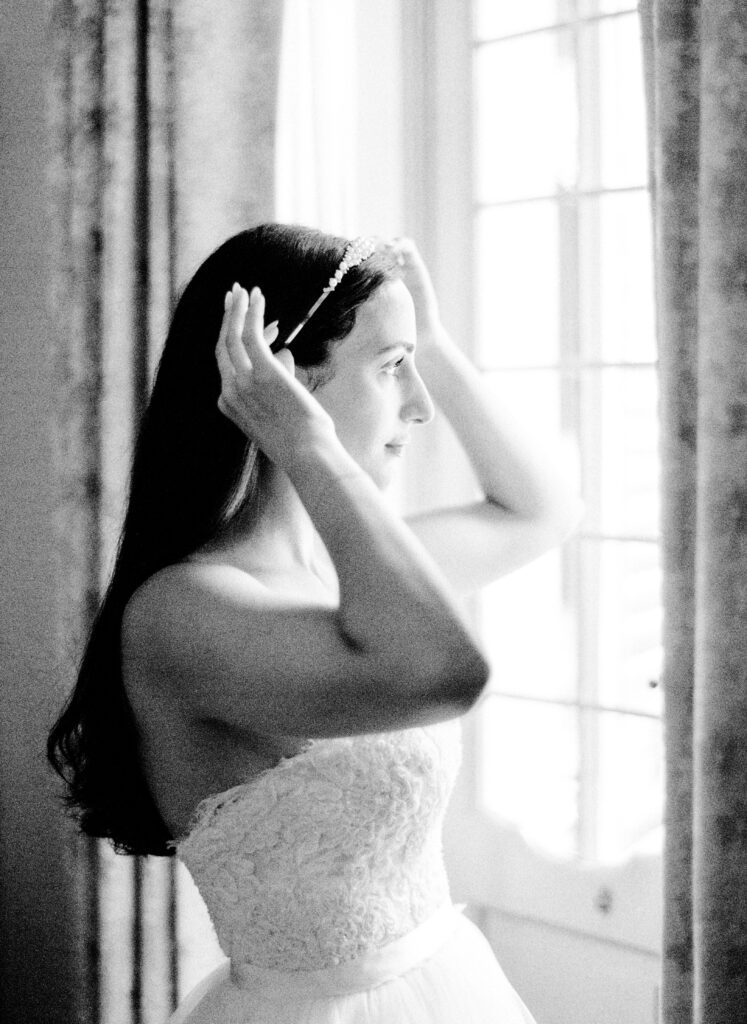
400, 0, 662, 956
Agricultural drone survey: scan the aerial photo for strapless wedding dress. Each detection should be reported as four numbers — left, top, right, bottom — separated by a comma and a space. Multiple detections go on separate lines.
169, 718, 537, 1023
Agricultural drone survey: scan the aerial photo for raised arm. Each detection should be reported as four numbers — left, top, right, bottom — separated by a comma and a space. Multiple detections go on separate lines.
389, 239, 583, 593
123, 284, 489, 739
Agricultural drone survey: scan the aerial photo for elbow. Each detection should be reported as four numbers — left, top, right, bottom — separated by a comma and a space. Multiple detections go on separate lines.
454, 647, 491, 708
547, 495, 585, 541
529, 495, 586, 547
429, 640, 491, 710
375, 627, 491, 714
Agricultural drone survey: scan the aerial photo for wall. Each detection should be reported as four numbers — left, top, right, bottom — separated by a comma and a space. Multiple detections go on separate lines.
477, 907, 660, 1024
0, 4, 80, 1021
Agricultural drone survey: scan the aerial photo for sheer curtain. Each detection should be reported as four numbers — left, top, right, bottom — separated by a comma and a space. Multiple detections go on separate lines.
640, 2, 747, 1022
49, 2, 283, 1019
275, 0, 358, 236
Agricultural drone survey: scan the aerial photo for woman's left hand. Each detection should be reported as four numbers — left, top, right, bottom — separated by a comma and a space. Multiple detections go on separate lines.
380, 237, 445, 346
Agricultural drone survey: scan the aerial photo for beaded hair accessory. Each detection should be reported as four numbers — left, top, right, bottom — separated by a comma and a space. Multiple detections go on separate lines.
271, 236, 377, 352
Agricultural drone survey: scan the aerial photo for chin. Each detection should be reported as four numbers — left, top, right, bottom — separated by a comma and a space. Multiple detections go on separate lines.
353, 449, 401, 491
359, 460, 394, 491
373, 464, 400, 491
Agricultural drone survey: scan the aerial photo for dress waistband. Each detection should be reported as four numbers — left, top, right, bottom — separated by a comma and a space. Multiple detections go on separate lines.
230, 902, 466, 998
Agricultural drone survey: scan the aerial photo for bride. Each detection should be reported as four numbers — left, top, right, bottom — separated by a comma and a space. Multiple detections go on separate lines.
48, 224, 579, 1022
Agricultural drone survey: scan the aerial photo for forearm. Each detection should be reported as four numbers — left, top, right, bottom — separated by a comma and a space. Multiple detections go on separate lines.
417, 329, 580, 525
286, 436, 487, 685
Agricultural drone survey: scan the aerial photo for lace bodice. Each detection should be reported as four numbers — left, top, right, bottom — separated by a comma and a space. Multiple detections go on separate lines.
175, 718, 462, 972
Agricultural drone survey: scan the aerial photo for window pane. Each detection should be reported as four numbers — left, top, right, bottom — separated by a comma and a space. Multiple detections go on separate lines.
475, 202, 561, 366
578, 13, 648, 190
579, 367, 660, 538
478, 695, 579, 859
176, 864, 224, 1000
593, 709, 663, 861
475, 31, 577, 203
581, 539, 663, 715
474, 1, 573, 41
471, 2, 661, 869
482, 368, 566, 437
480, 546, 579, 702
579, 190, 656, 364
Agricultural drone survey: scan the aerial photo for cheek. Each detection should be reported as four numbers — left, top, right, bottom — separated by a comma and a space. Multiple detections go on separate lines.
317, 378, 388, 450
340, 400, 384, 455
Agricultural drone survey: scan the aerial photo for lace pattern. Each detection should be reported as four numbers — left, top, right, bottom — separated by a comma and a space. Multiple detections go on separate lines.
176, 719, 462, 971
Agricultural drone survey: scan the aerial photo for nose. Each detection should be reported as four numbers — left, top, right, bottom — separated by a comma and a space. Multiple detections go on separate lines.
401, 367, 435, 425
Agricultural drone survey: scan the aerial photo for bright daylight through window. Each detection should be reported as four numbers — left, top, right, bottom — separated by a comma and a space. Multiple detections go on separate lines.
472, 0, 662, 864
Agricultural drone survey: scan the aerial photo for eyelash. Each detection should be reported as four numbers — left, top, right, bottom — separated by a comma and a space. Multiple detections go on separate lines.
383, 356, 406, 376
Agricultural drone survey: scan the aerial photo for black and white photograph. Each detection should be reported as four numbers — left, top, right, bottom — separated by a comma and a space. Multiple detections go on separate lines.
1, 2, 745, 1022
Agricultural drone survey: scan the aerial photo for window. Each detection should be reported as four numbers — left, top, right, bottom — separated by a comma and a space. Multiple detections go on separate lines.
472, 0, 662, 866
399, 6, 662, 975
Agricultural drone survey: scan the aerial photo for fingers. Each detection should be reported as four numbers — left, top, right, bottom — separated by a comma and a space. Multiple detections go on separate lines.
264, 320, 279, 345
380, 236, 422, 269
220, 284, 280, 366
379, 238, 405, 266
274, 346, 295, 377
241, 286, 274, 367
215, 285, 290, 424
215, 290, 237, 382
223, 284, 252, 377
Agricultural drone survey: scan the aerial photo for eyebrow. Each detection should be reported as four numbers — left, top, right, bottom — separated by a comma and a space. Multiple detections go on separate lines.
375, 341, 416, 357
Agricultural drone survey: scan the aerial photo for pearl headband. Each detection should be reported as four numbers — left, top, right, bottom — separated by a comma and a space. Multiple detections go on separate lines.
271, 237, 377, 352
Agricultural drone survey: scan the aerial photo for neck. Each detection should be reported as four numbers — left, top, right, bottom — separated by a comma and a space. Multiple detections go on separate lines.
215, 460, 332, 580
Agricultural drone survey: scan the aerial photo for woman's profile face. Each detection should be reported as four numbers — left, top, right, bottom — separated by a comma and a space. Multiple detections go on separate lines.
304, 279, 435, 488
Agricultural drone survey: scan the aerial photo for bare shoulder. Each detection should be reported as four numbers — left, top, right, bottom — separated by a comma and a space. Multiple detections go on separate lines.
125, 561, 266, 620
120, 557, 346, 714
122, 561, 267, 675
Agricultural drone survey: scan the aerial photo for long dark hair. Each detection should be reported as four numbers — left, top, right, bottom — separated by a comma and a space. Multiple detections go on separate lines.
47, 224, 397, 857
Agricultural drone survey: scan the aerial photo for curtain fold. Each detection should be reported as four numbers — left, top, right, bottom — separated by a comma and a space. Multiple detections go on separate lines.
49, 2, 284, 1019
639, 2, 747, 1022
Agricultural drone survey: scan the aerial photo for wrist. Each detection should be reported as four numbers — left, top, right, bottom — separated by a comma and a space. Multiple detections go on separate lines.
416, 327, 462, 374
285, 436, 375, 521
283, 425, 355, 482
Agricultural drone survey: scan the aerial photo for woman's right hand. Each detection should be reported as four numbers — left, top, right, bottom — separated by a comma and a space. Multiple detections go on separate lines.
215, 283, 336, 467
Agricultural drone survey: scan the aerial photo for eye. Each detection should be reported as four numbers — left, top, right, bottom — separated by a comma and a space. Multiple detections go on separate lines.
383, 355, 406, 376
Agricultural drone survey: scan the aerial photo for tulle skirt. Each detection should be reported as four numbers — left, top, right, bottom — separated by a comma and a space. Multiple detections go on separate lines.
168, 904, 537, 1024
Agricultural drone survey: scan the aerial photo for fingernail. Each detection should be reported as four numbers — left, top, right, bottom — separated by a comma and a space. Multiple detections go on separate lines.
224, 291, 233, 311
266, 319, 279, 330
231, 282, 240, 294
250, 286, 262, 304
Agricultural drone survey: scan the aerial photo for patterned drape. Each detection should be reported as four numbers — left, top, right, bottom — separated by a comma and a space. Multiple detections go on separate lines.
49, 1, 283, 1019
639, 2, 747, 1022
